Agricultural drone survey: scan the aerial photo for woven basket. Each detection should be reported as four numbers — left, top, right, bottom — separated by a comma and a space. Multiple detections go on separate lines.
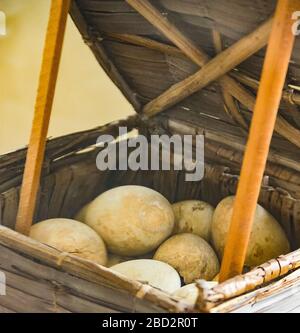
0, 0, 300, 313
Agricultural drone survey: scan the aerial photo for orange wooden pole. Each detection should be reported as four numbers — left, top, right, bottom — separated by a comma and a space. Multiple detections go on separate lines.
15, 0, 70, 235
219, 0, 298, 282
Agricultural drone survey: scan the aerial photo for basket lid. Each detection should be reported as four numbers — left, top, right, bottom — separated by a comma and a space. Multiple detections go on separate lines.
70, 0, 300, 169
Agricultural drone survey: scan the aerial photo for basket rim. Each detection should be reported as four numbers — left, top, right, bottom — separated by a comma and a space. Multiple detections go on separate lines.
0, 222, 299, 313
0, 224, 190, 313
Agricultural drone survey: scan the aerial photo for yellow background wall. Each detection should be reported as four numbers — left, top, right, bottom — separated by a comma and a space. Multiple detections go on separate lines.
0, 0, 133, 154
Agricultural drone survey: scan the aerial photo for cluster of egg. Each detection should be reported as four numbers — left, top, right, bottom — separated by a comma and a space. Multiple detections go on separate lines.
30, 185, 290, 307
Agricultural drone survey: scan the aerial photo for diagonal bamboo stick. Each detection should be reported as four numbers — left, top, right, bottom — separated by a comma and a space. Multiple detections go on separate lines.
126, 0, 270, 113
102, 32, 183, 57
219, 0, 298, 282
15, 0, 70, 235
126, 0, 209, 66
142, 18, 272, 117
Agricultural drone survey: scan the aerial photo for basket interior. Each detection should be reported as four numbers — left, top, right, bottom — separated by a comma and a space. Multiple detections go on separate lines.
0, 122, 299, 250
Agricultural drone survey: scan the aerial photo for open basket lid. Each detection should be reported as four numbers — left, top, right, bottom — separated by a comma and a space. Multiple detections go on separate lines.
70, 0, 300, 178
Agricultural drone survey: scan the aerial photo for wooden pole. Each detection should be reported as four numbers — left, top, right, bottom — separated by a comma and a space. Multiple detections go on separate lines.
15, 0, 70, 235
219, 0, 298, 282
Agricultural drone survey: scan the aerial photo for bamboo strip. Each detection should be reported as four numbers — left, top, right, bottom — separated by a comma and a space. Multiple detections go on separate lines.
211, 29, 248, 131
197, 249, 300, 312
231, 71, 300, 106
102, 32, 183, 57
15, 0, 70, 235
210, 269, 300, 313
219, 0, 297, 281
